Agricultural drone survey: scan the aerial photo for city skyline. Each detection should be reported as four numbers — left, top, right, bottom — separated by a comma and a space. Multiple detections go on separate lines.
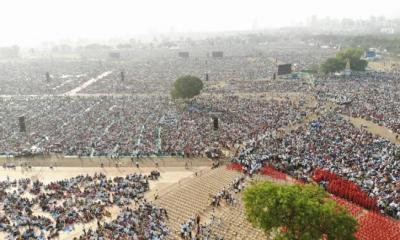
0, 0, 399, 46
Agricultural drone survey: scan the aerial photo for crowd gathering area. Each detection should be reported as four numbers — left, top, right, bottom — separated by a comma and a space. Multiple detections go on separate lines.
0, 38, 399, 239
0, 170, 170, 239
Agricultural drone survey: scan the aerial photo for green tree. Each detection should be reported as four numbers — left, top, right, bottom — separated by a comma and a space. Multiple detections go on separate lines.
349, 59, 368, 71
171, 75, 204, 99
321, 48, 368, 74
336, 48, 364, 62
321, 58, 346, 74
309, 64, 321, 74
336, 48, 368, 71
243, 182, 358, 240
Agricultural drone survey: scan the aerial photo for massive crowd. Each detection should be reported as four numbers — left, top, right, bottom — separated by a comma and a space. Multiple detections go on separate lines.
0, 41, 332, 96
1, 36, 400, 234
0, 60, 104, 95
81, 42, 332, 95
235, 112, 400, 219
0, 40, 329, 158
0, 94, 309, 157
315, 72, 400, 135
0, 172, 164, 239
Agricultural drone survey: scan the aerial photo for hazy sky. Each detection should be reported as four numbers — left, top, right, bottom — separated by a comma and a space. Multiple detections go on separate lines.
0, 0, 399, 46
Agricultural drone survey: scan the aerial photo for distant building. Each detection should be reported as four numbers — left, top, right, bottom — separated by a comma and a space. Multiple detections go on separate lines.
380, 27, 395, 34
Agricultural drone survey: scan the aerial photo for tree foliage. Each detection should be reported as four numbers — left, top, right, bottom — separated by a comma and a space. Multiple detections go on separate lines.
336, 48, 368, 71
171, 75, 204, 99
321, 58, 346, 74
336, 48, 363, 61
320, 48, 368, 74
243, 181, 358, 240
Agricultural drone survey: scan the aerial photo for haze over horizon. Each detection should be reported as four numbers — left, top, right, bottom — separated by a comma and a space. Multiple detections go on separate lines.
0, 0, 399, 47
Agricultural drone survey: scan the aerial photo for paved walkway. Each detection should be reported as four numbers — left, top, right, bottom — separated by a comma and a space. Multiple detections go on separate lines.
64, 71, 113, 96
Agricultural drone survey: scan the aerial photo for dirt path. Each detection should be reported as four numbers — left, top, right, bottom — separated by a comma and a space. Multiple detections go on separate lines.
0, 155, 212, 168
64, 71, 113, 96
342, 115, 400, 145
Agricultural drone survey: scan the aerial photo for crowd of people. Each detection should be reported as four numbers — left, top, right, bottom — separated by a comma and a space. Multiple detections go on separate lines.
0, 40, 333, 96
0, 60, 104, 95
0, 38, 331, 159
0, 94, 309, 158
210, 175, 245, 208
80, 41, 332, 95
0, 172, 162, 239
178, 175, 247, 240
2, 34, 400, 238
235, 113, 400, 219
77, 201, 169, 240
316, 72, 400, 135
179, 214, 223, 240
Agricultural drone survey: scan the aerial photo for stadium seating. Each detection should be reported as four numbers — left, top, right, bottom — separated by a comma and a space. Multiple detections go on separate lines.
331, 195, 364, 217
226, 162, 243, 171
210, 197, 271, 240
260, 165, 287, 181
156, 167, 241, 239
313, 168, 378, 210
355, 212, 400, 240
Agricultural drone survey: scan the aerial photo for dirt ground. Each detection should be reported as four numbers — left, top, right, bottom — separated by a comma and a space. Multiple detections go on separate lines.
343, 115, 400, 145
0, 166, 206, 183
0, 155, 211, 168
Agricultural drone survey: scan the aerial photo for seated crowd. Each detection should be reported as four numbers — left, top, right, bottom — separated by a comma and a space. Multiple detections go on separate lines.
0, 60, 105, 95
0, 94, 308, 158
316, 72, 400, 135
77, 201, 169, 240
233, 113, 400, 219
0, 171, 163, 239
